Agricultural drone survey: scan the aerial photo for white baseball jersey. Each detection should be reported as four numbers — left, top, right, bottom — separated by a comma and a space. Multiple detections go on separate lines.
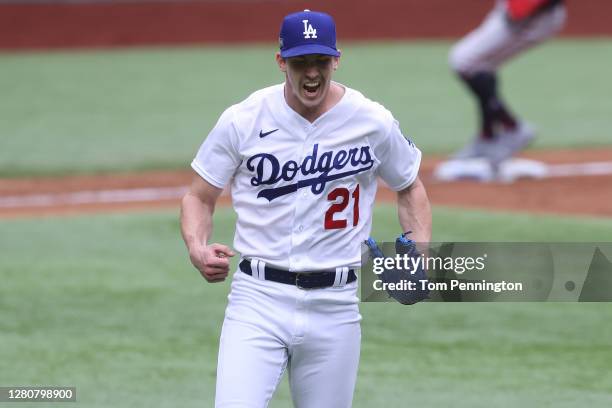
192, 82, 421, 271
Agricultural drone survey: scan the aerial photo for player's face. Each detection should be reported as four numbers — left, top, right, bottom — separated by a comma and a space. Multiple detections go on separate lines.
277, 53, 339, 110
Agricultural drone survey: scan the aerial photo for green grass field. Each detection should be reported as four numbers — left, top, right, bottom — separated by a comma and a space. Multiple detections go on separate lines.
1, 39, 612, 407
1, 40, 611, 176
1, 207, 612, 407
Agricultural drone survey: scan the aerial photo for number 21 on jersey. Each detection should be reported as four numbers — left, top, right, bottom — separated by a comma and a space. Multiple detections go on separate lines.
324, 185, 360, 230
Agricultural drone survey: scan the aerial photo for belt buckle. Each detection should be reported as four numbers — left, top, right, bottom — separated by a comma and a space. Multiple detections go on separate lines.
295, 272, 310, 290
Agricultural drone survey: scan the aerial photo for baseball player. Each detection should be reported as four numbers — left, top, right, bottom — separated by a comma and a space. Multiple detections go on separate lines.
180, 10, 431, 408
449, 0, 566, 163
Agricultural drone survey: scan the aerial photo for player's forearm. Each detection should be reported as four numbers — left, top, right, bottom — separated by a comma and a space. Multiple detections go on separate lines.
180, 192, 215, 254
397, 177, 432, 243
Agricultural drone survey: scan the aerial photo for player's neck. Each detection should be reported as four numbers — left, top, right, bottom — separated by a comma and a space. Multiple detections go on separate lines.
285, 82, 345, 123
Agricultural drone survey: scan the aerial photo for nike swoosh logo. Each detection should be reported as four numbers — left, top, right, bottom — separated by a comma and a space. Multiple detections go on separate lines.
259, 128, 279, 138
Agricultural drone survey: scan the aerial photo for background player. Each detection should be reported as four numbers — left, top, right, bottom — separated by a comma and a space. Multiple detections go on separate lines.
180, 9, 431, 408
449, 0, 566, 164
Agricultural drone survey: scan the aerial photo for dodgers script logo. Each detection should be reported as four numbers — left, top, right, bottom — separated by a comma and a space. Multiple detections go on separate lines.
302, 20, 318, 39
246, 144, 374, 201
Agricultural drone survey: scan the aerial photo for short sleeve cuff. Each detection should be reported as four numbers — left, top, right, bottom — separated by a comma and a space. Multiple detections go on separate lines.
191, 159, 227, 189
387, 149, 422, 191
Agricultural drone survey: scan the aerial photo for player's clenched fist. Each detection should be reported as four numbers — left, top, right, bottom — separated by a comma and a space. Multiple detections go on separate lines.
189, 243, 235, 283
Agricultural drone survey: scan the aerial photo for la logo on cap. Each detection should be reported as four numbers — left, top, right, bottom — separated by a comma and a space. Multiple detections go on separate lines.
302, 20, 318, 39
301, 9, 318, 39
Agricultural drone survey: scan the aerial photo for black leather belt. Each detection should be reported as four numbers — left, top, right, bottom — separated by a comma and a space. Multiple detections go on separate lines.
239, 259, 356, 289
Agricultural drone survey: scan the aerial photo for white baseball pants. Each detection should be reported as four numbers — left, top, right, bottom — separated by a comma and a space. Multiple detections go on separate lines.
214, 268, 362, 408
450, 1, 567, 74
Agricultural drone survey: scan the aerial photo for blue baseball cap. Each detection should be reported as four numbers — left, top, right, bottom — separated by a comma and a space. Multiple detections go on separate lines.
279, 10, 341, 58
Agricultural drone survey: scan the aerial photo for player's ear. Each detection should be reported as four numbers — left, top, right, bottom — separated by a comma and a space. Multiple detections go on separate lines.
276, 52, 287, 72
332, 55, 340, 71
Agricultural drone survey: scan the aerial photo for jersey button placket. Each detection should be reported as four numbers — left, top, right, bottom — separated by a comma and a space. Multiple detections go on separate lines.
288, 136, 310, 271
289, 134, 317, 271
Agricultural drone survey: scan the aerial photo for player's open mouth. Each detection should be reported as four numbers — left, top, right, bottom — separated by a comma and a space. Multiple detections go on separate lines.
303, 81, 321, 96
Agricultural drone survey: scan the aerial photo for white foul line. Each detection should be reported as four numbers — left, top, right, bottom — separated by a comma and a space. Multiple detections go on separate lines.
546, 162, 612, 177
0, 161, 611, 209
0, 186, 189, 208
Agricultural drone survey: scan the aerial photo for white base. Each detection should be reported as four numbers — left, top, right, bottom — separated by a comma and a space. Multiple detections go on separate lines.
433, 158, 548, 183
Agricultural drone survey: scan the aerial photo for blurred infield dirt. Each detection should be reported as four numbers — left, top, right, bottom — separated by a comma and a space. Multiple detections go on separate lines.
1, 149, 610, 219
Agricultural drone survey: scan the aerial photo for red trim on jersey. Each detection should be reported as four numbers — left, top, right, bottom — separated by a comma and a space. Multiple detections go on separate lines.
506, 0, 553, 20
